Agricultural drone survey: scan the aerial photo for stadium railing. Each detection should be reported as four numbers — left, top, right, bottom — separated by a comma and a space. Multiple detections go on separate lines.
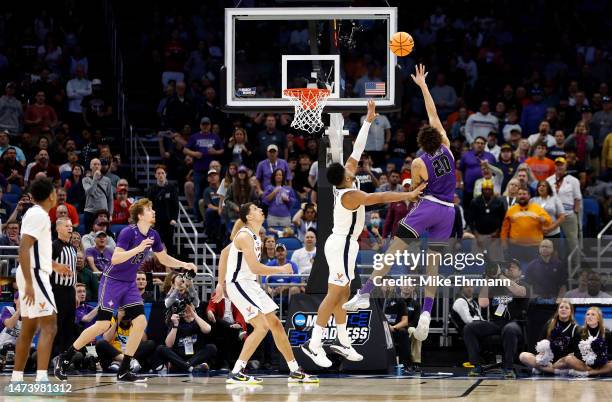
597, 219, 612, 273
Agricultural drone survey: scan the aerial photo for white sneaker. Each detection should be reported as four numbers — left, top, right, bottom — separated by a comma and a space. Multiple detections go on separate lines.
413, 311, 431, 341
329, 339, 363, 361
342, 292, 370, 311
130, 359, 141, 373
301, 340, 332, 368
568, 369, 589, 377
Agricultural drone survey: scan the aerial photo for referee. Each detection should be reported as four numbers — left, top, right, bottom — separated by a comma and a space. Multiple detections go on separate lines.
52, 217, 78, 357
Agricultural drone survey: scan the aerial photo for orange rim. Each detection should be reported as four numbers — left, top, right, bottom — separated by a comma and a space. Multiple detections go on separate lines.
283, 88, 330, 110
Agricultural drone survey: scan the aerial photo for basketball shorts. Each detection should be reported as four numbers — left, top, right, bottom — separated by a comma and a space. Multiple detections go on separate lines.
397, 198, 455, 249
16, 267, 56, 318
226, 280, 278, 323
324, 233, 359, 287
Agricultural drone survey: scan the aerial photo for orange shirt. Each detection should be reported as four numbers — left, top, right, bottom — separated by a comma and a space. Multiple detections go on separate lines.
48, 202, 79, 225
501, 202, 552, 246
525, 157, 556, 181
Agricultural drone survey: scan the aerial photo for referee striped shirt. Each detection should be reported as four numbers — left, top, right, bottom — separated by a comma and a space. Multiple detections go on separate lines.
51, 238, 77, 286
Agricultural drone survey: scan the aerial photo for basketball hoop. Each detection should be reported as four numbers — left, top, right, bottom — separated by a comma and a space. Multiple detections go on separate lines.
283, 88, 330, 134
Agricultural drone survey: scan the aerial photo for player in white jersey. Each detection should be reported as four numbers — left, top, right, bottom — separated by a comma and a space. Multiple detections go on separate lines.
213, 203, 318, 384
11, 178, 71, 384
301, 100, 427, 368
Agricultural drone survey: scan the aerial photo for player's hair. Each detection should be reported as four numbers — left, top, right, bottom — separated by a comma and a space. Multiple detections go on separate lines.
29, 177, 55, 202
417, 126, 443, 155
129, 198, 153, 223
326, 163, 346, 186
239, 202, 256, 223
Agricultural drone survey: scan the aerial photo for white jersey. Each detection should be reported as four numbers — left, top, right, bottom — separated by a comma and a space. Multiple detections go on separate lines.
226, 227, 262, 283
331, 181, 365, 240
19, 204, 53, 275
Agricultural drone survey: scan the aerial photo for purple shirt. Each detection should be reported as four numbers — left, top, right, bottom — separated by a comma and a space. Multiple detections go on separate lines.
186, 131, 223, 172
104, 225, 164, 282
75, 303, 96, 328
459, 150, 496, 193
85, 247, 113, 273
255, 158, 293, 189
262, 185, 295, 217
420, 146, 456, 203
0, 306, 13, 331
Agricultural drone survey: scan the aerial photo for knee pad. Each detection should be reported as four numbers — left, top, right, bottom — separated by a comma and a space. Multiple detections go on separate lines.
123, 304, 145, 320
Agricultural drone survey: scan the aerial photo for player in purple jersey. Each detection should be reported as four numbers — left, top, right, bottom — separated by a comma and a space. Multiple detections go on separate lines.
343, 65, 456, 342
55, 198, 197, 383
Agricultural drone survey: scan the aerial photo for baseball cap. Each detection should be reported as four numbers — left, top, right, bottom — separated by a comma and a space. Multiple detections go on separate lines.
508, 258, 522, 269
554, 157, 567, 165
92, 79, 102, 86
500, 143, 512, 151
5, 82, 15, 89
275, 243, 287, 251
402, 178, 412, 187
603, 95, 611, 103
1, 129, 9, 136
481, 179, 494, 189
238, 165, 248, 173
207, 169, 219, 175
510, 127, 522, 134
200, 117, 211, 124
267, 144, 278, 152
95, 231, 107, 237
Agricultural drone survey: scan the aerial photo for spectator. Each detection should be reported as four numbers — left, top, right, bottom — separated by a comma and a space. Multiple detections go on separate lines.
592, 96, 612, 146
136, 270, 155, 302
49, 187, 79, 226
385, 129, 411, 161
95, 309, 156, 373
206, 293, 247, 370
24, 91, 58, 138
525, 141, 556, 181
464, 261, 528, 378
27, 148, 60, 185
485, 131, 500, 159
514, 139, 531, 163
65, 64, 91, 128
603, 132, 612, 182
358, 212, 384, 251
82, 217, 116, 251
75, 283, 97, 330
224, 165, 258, 222
0, 292, 23, 372
292, 155, 314, 202
0, 83, 23, 135
473, 161, 504, 197
291, 229, 316, 276
501, 186, 552, 262
163, 81, 196, 132
292, 203, 317, 243
264, 243, 301, 298
59, 150, 81, 176
547, 130, 567, 160
467, 179, 506, 261
564, 121, 594, 168
564, 271, 612, 302
82, 158, 113, 231
381, 286, 411, 370
0, 136, 26, 171
162, 30, 187, 87
165, 273, 201, 311
71, 232, 83, 251
451, 286, 483, 332
256, 144, 292, 190
377, 170, 401, 192
514, 165, 537, 194
260, 236, 276, 264
5, 193, 33, 224
85, 231, 112, 273
450, 107, 470, 140
459, 136, 496, 207
256, 115, 286, 159
521, 89, 547, 135
262, 169, 295, 228
360, 112, 392, 165
546, 157, 582, 253
226, 127, 253, 167
525, 240, 566, 299
532, 180, 566, 239
155, 304, 216, 373
382, 178, 412, 238
111, 186, 131, 225
101, 157, 120, 190
64, 164, 86, 210
527, 121, 555, 147
430, 73, 457, 119
201, 169, 222, 242
147, 165, 179, 251
464, 101, 498, 144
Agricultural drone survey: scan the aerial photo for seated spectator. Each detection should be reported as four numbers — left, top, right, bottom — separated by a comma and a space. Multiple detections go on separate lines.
0, 147, 25, 191
27, 148, 60, 185
451, 286, 483, 332
155, 304, 216, 373
459, 136, 496, 207
49, 187, 79, 226
464, 261, 529, 378
0, 292, 21, 371
564, 271, 612, 303
358, 212, 384, 251
292, 203, 317, 243
24, 91, 58, 138
262, 168, 295, 228
136, 270, 155, 302
400, 286, 423, 373
5, 193, 33, 224
111, 186, 131, 224
525, 141, 556, 181
377, 170, 401, 192
519, 300, 580, 375
165, 272, 201, 310
525, 240, 567, 299
380, 285, 411, 371
75, 283, 97, 331
291, 229, 316, 275
82, 79, 113, 130
260, 236, 276, 264
264, 243, 301, 297
0, 220, 20, 249
82, 217, 116, 251
0, 188, 14, 225
206, 293, 247, 370
70, 232, 83, 252
95, 309, 156, 373
85, 231, 112, 273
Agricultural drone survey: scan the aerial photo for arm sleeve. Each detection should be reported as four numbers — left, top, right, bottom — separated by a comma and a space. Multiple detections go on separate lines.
188, 286, 200, 308
164, 288, 179, 308
350, 121, 371, 161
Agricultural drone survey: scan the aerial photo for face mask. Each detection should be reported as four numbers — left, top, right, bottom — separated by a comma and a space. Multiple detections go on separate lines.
371, 218, 381, 227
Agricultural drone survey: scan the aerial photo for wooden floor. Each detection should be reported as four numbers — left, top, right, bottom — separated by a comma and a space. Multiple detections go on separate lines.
1, 373, 611, 401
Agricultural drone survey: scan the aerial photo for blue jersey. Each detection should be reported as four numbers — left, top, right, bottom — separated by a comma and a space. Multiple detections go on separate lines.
420, 146, 456, 203
104, 225, 164, 282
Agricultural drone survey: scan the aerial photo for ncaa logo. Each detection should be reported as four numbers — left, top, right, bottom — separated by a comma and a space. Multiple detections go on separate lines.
293, 314, 307, 328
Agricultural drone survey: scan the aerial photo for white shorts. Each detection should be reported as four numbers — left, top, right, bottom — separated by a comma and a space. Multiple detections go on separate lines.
226, 280, 278, 323
16, 267, 57, 318
324, 234, 359, 287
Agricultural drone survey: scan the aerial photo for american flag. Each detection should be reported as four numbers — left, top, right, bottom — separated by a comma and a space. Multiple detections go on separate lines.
365, 81, 386, 95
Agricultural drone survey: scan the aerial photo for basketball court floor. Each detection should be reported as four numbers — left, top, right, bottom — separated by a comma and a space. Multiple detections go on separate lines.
1, 372, 611, 401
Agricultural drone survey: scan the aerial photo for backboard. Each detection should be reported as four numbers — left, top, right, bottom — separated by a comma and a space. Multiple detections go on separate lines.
222, 7, 400, 113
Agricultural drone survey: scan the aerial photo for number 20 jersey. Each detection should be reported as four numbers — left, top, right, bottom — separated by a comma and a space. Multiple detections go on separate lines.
420, 146, 456, 203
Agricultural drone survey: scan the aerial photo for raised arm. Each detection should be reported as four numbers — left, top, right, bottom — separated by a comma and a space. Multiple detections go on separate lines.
411, 64, 450, 149
342, 182, 427, 210
346, 99, 377, 174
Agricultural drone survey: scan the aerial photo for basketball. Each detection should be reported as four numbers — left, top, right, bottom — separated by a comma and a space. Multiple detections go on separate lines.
389, 31, 414, 57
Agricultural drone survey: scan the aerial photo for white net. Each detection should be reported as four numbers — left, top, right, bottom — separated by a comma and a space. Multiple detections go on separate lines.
283, 88, 330, 134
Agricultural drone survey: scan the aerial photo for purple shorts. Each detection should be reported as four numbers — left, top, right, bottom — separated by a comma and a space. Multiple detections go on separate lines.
98, 275, 143, 313
398, 198, 455, 247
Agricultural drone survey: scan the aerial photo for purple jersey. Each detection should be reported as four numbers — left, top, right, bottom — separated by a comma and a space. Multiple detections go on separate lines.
420, 146, 456, 203
104, 225, 164, 282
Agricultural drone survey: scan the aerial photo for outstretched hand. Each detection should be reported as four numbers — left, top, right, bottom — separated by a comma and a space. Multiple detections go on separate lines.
406, 181, 428, 202
365, 99, 379, 123
410, 64, 429, 88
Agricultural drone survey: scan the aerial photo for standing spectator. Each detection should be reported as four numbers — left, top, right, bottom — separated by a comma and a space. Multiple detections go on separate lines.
291, 229, 317, 276
564, 121, 594, 168
0, 131, 27, 165
226, 127, 253, 167
82, 158, 113, 231
467, 180, 506, 261
495, 144, 518, 191
430, 73, 457, 120
464, 101, 498, 144
206, 293, 247, 370
64, 165, 86, 210
85, 231, 112, 273
450, 107, 470, 140
525, 141, 556, 181
48, 187, 79, 226
548, 130, 567, 160
592, 96, 612, 147
292, 203, 317, 242
27, 149, 60, 185
164, 81, 196, 132
162, 30, 187, 87
501, 187, 552, 262
65, 65, 91, 130
24, 91, 58, 138
256, 115, 286, 159
485, 131, 501, 159
525, 240, 566, 299
183, 117, 223, 220
201, 169, 222, 242
147, 165, 179, 253
76, 250, 98, 301
224, 166, 257, 223
546, 157, 582, 254
0, 147, 25, 192
459, 136, 496, 207
520, 89, 547, 135
111, 187, 131, 225
527, 121, 555, 147
262, 169, 295, 228
256, 144, 293, 190
382, 179, 412, 239
602, 132, 612, 181
532, 181, 566, 239
0, 83, 23, 135
473, 161, 504, 197
360, 113, 392, 166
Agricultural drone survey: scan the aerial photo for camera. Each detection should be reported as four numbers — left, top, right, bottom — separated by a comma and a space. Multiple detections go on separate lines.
484, 260, 502, 279
175, 267, 196, 279
169, 295, 193, 319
